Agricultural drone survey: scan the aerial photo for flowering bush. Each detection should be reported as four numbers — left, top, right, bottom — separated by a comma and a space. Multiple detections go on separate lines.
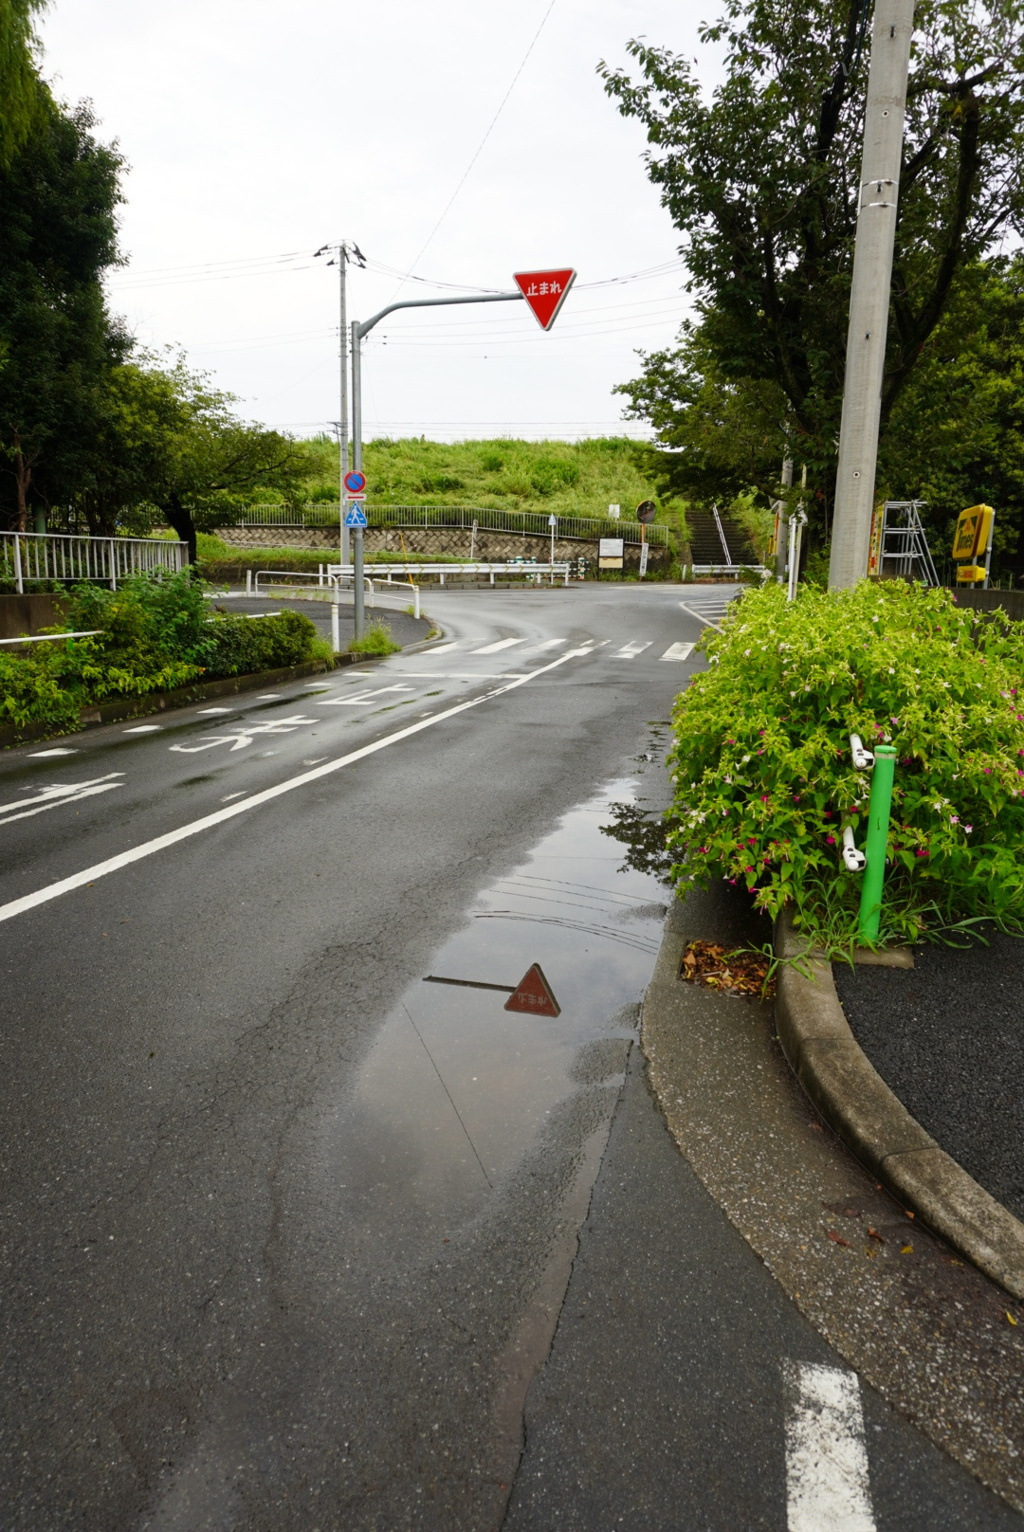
667, 580, 1024, 945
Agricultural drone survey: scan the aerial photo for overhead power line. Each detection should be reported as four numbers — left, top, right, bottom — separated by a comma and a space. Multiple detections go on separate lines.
388, 0, 559, 298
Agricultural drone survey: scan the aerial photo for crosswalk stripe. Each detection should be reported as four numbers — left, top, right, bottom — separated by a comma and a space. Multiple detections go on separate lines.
534, 638, 567, 650
613, 641, 652, 659
660, 642, 695, 661
427, 641, 460, 653
472, 637, 525, 654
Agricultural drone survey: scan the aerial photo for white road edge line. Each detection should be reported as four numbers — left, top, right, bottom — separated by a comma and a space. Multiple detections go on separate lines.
0, 649, 587, 926
783, 1361, 876, 1532
678, 599, 725, 634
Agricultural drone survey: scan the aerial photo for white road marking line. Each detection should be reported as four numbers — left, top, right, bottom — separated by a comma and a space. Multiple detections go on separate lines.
256, 693, 282, 699
472, 637, 524, 654
169, 716, 317, 754
534, 638, 567, 650
0, 648, 588, 926
427, 641, 460, 653
0, 774, 126, 827
784, 1362, 876, 1532
679, 599, 725, 633
220, 791, 248, 802
28, 748, 78, 758
318, 685, 415, 707
660, 642, 695, 662
122, 724, 163, 733
196, 707, 235, 715
613, 641, 653, 659
393, 671, 526, 680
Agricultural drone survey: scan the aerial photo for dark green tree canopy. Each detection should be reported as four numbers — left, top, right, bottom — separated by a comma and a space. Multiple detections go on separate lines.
0, 92, 127, 529
601, 0, 1024, 480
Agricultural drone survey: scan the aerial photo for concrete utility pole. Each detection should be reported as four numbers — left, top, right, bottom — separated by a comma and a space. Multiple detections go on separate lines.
774, 452, 794, 584
828, 0, 914, 591
315, 241, 365, 565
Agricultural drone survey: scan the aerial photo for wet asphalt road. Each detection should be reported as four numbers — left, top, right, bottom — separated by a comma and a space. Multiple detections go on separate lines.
835, 934, 1024, 1222
0, 583, 1019, 1529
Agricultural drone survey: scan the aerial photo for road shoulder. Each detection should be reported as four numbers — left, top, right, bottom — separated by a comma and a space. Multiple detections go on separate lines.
642, 887, 1024, 1513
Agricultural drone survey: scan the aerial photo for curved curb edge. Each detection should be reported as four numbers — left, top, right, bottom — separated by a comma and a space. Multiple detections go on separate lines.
774, 909, 1024, 1302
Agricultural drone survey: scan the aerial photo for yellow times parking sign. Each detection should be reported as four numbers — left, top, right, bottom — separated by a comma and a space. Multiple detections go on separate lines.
953, 504, 994, 561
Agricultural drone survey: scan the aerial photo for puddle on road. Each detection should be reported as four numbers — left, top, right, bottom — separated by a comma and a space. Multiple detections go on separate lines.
326, 767, 672, 1239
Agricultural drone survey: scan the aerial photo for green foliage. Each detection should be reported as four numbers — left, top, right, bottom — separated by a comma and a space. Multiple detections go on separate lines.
0, 0, 47, 169
0, 93, 128, 531
668, 581, 1024, 946
603, 0, 1024, 527
348, 622, 400, 656
0, 571, 324, 737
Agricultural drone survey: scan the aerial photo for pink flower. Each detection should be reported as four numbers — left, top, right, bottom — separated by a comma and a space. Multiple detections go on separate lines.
964, 825, 973, 833
915, 849, 930, 858
826, 835, 836, 845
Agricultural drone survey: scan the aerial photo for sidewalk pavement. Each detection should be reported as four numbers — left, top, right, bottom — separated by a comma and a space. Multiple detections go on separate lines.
641, 885, 1024, 1512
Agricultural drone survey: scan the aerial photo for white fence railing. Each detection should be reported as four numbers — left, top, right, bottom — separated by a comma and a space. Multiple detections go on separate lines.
235, 502, 669, 547
1, 531, 186, 593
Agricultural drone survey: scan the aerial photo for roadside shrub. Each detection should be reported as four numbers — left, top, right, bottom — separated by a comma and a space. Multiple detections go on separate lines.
204, 609, 320, 675
668, 581, 1024, 946
0, 572, 324, 737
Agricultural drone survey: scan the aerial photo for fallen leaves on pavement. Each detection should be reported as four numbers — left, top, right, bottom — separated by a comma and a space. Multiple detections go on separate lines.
679, 940, 776, 1000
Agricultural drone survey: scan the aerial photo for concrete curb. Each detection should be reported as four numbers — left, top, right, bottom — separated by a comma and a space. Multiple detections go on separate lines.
774, 908, 1024, 1301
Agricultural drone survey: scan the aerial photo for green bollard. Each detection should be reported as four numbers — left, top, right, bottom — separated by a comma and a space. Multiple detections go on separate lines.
857, 744, 896, 943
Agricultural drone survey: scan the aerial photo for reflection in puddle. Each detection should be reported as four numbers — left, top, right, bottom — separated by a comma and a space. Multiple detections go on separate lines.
330, 777, 670, 1240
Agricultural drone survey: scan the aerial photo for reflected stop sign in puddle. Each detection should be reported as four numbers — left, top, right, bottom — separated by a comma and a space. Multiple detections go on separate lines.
326, 776, 670, 1234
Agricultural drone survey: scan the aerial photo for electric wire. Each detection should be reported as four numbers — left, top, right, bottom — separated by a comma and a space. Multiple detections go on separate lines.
388, 0, 558, 298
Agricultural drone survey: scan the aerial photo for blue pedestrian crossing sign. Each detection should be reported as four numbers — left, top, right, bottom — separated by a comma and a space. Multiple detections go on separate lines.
344, 505, 368, 528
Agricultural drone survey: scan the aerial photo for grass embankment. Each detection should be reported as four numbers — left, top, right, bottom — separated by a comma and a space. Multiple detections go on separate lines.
291, 435, 681, 526
195, 534, 474, 583
668, 581, 1024, 949
0, 572, 331, 738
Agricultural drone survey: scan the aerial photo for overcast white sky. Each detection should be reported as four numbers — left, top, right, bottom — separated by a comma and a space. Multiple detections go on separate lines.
38, 1, 724, 444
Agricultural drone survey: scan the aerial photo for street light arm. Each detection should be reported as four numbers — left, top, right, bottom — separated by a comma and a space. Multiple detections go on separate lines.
354, 291, 523, 341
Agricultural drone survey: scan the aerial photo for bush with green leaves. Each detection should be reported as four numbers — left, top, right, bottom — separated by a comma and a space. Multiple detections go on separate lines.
0, 571, 326, 736
668, 581, 1024, 946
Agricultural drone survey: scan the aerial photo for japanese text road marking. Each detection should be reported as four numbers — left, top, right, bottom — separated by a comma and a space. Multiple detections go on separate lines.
0, 774, 126, 828
168, 716, 317, 754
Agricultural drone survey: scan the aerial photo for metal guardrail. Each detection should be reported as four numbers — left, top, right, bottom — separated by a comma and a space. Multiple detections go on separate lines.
235, 502, 669, 546
1, 531, 186, 593
0, 629, 102, 647
327, 561, 571, 588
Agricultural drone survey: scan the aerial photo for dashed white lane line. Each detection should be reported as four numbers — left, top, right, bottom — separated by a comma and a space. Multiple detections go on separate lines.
28, 748, 78, 758
0, 647, 588, 926
534, 638, 568, 650
122, 724, 163, 733
317, 685, 414, 707
196, 707, 235, 716
784, 1362, 876, 1532
256, 693, 282, 700
472, 637, 525, 654
660, 642, 695, 662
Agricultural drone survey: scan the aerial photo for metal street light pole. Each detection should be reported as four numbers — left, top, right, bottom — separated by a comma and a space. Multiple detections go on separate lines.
348, 291, 524, 638
828, 0, 914, 590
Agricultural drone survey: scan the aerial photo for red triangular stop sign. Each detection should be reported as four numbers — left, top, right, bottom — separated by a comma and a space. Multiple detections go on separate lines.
513, 268, 576, 330
504, 963, 561, 1018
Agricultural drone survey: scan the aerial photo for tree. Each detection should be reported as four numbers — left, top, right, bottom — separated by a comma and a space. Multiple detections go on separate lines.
0, 94, 127, 530
601, 0, 1024, 518
881, 255, 1024, 571
97, 358, 313, 562
0, 0, 47, 169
